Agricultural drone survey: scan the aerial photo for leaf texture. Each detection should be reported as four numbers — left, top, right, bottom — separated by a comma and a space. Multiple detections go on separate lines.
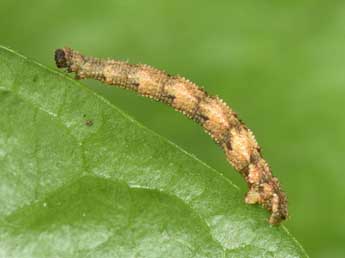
0, 46, 307, 258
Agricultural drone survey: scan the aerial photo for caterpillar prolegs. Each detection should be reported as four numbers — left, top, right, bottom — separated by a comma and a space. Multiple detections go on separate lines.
54, 47, 288, 224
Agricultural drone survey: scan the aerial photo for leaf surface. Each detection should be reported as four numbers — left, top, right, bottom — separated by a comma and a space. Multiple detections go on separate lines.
0, 46, 307, 257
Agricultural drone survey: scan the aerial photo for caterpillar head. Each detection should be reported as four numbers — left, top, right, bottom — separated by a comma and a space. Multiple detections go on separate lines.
55, 47, 84, 75
55, 48, 69, 68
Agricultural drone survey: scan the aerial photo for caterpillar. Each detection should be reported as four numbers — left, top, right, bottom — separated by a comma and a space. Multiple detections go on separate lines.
54, 47, 288, 225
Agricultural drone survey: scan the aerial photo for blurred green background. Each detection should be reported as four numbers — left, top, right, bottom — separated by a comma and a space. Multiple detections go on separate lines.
1, 0, 344, 257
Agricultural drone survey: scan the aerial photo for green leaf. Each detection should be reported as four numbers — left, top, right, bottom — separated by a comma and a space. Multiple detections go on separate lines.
0, 46, 307, 258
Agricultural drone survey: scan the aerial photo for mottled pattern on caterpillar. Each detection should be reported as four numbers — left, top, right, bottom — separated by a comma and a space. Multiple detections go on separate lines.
54, 47, 288, 224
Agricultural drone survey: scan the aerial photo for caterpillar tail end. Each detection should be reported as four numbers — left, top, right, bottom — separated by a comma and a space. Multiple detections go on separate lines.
245, 186, 288, 225
268, 192, 289, 225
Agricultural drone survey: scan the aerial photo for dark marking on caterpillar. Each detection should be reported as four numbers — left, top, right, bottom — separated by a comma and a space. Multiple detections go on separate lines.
54, 47, 288, 225
225, 137, 233, 151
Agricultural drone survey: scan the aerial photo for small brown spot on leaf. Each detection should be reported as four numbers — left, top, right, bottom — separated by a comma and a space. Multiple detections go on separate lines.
85, 120, 93, 127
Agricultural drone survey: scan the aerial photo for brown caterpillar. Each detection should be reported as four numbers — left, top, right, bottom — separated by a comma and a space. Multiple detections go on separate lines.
54, 47, 288, 224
